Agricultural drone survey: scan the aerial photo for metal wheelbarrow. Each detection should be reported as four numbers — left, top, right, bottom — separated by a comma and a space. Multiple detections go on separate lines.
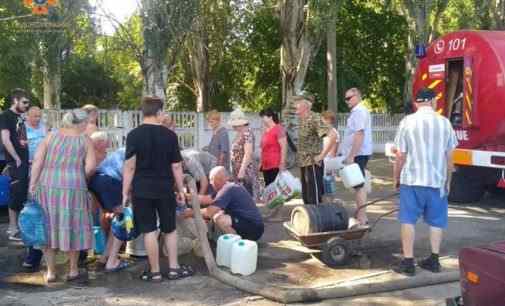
283, 193, 398, 268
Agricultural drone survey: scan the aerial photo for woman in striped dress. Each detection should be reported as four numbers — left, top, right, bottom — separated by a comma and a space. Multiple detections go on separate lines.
28, 109, 96, 283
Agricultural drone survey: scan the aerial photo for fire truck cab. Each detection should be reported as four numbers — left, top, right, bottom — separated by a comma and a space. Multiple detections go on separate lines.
413, 31, 505, 202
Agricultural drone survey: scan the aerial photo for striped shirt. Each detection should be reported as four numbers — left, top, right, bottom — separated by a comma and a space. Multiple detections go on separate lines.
394, 107, 458, 188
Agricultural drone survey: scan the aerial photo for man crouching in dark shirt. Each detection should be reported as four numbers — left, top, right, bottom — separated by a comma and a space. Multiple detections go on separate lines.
183, 166, 264, 241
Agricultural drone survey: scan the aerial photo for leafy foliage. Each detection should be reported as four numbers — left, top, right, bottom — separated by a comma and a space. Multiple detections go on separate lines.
0, 0, 498, 112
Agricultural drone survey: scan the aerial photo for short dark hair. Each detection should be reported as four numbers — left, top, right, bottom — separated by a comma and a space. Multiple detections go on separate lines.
9, 88, 28, 104
259, 108, 279, 123
141, 96, 163, 117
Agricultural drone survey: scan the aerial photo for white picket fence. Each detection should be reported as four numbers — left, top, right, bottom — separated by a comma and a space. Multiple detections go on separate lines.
43, 110, 403, 153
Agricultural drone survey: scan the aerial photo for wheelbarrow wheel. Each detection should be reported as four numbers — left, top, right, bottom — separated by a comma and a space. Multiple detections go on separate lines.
321, 238, 350, 268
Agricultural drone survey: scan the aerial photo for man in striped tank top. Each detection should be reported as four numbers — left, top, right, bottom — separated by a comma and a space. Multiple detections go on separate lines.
393, 88, 458, 276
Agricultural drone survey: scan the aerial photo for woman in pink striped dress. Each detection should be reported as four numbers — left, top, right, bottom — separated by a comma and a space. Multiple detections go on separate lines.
28, 109, 96, 283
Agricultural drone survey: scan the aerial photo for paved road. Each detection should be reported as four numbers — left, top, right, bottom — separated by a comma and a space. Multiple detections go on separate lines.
1, 157, 503, 305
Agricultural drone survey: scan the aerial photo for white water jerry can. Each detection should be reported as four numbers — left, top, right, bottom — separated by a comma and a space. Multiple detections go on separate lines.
216, 234, 241, 268
339, 163, 365, 189
230, 239, 258, 276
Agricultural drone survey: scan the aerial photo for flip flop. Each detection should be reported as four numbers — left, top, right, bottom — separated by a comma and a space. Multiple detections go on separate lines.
105, 260, 129, 273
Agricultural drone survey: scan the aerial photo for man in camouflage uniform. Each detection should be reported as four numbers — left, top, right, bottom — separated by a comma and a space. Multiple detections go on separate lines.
294, 92, 338, 204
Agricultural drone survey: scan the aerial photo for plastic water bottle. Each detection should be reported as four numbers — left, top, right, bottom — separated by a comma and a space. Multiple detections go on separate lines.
176, 203, 187, 216
323, 175, 337, 194
93, 226, 107, 255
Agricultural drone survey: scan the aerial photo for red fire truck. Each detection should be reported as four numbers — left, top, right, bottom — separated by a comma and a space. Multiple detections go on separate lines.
413, 30, 505, 202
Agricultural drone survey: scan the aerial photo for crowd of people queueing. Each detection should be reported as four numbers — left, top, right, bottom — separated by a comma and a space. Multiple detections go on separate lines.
0, 86, 377, 283
0, 85, 456, 281
0, 91, 266, 283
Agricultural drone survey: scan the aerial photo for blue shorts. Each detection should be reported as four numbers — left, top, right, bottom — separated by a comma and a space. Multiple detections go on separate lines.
398, 185, 448, 229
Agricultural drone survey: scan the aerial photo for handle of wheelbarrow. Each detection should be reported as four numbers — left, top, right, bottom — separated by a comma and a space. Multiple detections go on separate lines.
368, 207, 399, 231
353, 191, 399, 219
312, 164, 320, 206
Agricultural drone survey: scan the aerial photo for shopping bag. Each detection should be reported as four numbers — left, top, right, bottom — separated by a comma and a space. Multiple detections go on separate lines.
275, 170, 302, 200
18, 199, 47, 248
263, 170, 302, 209
263, 181, 284, 209
111, 206, 139, 241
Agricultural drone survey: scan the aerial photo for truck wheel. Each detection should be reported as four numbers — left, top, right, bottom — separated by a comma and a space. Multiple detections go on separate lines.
486, 184, 505, 197
448, 166, 485, 203
321, 238, 350, 268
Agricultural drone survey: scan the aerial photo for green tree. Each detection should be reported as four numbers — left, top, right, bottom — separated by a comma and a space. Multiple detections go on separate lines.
0, 1, 38, 106
140, 0, 199, 102
387, 0, 449, 112
61, 55, 120, 108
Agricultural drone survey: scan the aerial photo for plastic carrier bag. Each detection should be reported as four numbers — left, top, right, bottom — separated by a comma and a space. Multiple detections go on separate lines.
0, 175, 10, 207
18, 198, 47, 248
111, 206, 139, 241
264, 170, 302, 209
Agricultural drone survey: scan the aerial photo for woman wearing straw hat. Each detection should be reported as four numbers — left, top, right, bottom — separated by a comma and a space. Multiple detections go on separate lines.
228, 109, 259, 200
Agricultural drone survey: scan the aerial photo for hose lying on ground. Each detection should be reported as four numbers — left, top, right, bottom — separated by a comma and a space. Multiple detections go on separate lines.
187, 179, 459, 303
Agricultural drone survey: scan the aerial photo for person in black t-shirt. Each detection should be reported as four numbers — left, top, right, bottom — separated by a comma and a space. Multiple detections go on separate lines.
122, 96, 192, 282
0, 89, 30, 242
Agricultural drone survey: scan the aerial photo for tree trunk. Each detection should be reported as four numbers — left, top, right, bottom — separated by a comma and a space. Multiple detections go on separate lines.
326, 18, 337, 113
494, 0, 505, 29
189, 20, 210, 113
142, 54, 168, 101
42, 64, 61, 110
41, 44, 62, 110
140, 0, 169, 102
279, 0, 318, 138
401, 1, 435, 113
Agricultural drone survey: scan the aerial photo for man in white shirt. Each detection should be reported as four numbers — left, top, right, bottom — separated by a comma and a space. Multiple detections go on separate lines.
393, 88, 458, 276
339, 88, 373, 225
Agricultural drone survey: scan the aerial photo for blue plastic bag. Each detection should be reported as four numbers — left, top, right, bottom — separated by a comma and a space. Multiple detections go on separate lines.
111, 207, 139, 241
18, 199, 47, 247
0, 175, 10, 207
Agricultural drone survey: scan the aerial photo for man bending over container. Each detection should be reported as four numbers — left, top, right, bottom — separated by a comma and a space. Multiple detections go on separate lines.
183, 166, 264, 241
393, 88, 458, 276
88, 131, 128, 272
181, 148, 217, 195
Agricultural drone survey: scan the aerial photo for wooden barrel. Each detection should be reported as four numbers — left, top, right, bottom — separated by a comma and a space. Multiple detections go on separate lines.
290, 204, 349, 235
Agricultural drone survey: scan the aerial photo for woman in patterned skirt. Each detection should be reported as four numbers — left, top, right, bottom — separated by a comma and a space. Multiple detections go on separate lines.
28, 109, 96, 283
228, 109, 260, 200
